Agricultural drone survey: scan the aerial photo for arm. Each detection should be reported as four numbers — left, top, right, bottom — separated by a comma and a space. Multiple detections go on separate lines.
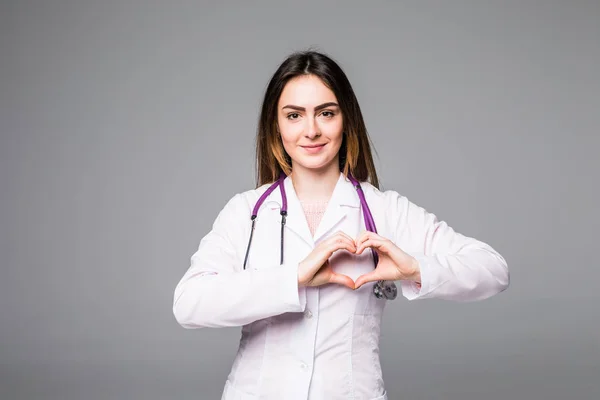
173, 194, 306, 329
391, 193, 509, 301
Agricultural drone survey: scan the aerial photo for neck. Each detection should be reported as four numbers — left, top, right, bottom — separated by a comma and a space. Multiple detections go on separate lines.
290, 163, 340, 203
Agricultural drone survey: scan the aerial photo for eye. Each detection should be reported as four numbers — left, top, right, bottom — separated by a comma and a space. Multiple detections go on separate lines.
286, 113, 300, 120
321, 110, 335, 118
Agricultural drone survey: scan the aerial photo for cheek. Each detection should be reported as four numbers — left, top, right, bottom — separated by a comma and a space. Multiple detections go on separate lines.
280, 130, 296, 146
279, 122, 303, 144
279, 130, 299, 156
322, 121, 344, 143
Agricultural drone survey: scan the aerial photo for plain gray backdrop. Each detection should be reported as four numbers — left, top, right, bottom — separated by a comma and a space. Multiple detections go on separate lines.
1, 1, 599, 399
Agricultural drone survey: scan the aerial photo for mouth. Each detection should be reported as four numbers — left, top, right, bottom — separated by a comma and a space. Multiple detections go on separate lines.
300, 143, 326, 154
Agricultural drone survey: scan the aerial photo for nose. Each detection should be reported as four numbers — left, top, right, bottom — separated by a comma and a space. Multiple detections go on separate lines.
305, 116, 321, 139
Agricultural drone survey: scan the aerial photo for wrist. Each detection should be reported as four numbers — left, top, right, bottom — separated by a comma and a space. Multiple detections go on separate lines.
407, 257, 421, 284
297, 262, 307, 287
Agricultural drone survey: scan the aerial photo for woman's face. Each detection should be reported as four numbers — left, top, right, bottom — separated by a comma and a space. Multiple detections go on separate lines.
277, 74, 344, 173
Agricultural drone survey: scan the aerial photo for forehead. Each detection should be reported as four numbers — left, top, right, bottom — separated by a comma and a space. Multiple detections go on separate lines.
278, 75, 338, 107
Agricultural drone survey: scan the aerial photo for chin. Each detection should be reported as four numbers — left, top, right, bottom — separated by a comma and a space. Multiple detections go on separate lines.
294, 157, 336, 171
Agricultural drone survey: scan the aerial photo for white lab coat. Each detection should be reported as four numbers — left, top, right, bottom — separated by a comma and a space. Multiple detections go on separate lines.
173, 172, 509, 400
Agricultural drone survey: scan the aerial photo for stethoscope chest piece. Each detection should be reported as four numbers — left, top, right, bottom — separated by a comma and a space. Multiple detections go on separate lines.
373, 280, 398, 300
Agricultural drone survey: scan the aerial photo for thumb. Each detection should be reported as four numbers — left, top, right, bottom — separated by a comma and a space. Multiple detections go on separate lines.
329, 273, 355, 290
354, 270, 381, 290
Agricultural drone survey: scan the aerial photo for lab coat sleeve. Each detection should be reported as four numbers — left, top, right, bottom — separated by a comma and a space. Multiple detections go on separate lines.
390, 193, 509, 301
173, 193, 307, 329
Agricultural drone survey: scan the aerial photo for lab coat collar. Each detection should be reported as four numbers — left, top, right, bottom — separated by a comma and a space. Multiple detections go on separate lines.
265, 172, 361, 247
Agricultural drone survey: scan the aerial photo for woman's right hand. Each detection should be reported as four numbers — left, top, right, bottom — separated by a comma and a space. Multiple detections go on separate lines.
297, 231, 356, 290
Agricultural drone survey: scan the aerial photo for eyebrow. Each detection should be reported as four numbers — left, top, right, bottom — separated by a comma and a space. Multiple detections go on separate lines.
281, 102, 339, 112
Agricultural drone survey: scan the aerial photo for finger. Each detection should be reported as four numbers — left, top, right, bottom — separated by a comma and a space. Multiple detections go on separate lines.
355, 233, 381, 252
332, 230, 357, 246
354, 270, 382, 290
356, 230, 387, 248
354, 230, 370, 247
332, 240, 357, 255
314, 240, 354, 266
329, 272, 355, 290
326, 235, 357, 254
356, 238, 385, 255
324, 231, 354, 246
312, 237, 354, 266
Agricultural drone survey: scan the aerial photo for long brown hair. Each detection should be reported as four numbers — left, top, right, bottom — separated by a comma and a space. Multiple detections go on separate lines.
255, 50, 379, 189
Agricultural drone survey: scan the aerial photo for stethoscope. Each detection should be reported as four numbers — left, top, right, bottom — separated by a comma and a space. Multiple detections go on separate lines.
242, 172, 398, 300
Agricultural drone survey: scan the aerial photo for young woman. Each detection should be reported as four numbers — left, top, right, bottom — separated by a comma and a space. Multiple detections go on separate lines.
173, 50, 509, 400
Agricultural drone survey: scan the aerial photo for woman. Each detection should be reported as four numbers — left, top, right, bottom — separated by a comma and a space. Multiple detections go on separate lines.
173, 50, 509, 400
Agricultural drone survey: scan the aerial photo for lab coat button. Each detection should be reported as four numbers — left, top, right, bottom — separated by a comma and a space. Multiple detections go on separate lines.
304, 309, 312, 319
300, 362, 308, 370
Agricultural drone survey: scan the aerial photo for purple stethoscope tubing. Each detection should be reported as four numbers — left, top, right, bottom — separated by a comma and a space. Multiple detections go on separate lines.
242, 172, 397, 300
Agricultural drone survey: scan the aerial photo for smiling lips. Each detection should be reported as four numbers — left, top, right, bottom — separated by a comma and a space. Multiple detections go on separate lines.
301, 143, 326, 154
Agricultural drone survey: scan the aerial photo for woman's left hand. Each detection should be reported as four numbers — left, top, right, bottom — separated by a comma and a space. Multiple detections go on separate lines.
354, 231, 421, 290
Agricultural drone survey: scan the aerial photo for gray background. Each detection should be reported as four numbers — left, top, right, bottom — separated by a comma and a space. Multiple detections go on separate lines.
1, 1, 598, 399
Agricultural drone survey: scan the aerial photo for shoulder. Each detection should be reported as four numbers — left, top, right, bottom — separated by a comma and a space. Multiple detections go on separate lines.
217, 183, 274, 218
359, 181, 409, 211
359, 180, 432, 223
358, 181, 442, 245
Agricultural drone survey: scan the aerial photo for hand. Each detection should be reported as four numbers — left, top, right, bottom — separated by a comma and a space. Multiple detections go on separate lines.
298, 231, 356, 290
354, 231, 421, 290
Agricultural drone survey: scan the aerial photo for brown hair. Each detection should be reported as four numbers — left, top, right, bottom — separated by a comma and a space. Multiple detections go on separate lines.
255, 50, 379, 189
